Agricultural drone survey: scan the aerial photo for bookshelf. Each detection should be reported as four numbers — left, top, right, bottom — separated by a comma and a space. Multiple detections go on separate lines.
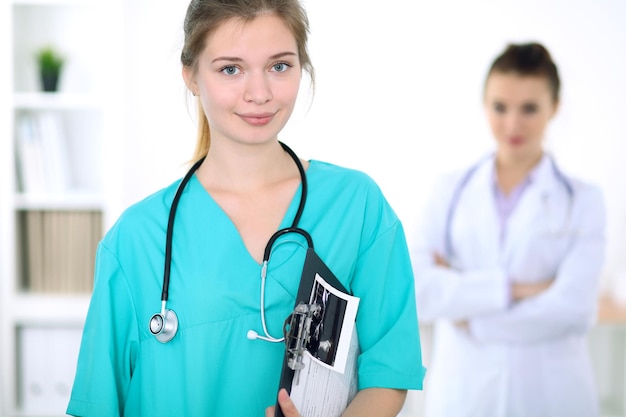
0, 1, 124, 416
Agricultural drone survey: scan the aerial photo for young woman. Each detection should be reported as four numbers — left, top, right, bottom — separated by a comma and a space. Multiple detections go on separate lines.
66, 1, 425, 416
411, 42, 606, 417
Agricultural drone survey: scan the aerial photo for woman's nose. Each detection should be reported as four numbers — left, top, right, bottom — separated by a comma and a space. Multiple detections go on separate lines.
243, 72, 273, 104
503, 111, 523, 133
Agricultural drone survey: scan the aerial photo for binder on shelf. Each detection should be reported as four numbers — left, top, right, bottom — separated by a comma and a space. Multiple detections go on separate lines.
37, 111, 71, 194
275, 249, 360, 417
14, 111, 71, 194
42, 210, 59, 293
23, 211, 45, 292
20, 210, 101, 293
15, 113, 47, 194
19, 326, 83, 414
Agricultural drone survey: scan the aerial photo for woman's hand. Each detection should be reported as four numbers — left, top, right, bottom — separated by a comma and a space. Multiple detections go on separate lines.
265, 389, 301, 417
511, 279, 554, 301
266, 388, 406, 417
433, 253, 449, 268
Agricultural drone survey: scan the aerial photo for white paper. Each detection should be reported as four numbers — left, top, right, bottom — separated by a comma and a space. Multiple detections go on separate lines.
289, 273, 360, 417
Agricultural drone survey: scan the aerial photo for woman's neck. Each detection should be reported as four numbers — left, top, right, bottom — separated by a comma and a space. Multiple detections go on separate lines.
197, 140, 300, 193
193, 139, 307, 263
495, 151, 543, 195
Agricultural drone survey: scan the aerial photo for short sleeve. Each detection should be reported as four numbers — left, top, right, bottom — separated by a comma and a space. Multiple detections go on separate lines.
352, 215, 426, 390
66, 243, 140, 417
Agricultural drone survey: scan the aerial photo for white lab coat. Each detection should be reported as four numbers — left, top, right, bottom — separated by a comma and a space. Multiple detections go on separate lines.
412, 154, 606, 417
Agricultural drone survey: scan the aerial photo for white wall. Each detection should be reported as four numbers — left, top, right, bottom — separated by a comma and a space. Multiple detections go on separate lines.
121, 0, 626, 288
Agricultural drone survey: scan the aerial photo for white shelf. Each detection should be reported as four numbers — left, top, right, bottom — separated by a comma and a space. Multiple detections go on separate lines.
11, 294, 90, 325
1, 1, 123, 416
14, 92, 103, 109
13, 0, 100, 5
14, 192, 106, 210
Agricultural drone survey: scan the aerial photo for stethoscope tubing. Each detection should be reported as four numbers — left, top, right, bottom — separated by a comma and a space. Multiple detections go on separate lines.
161, 142, 307, 304
444, 153, 574, 259
161, 157, 205, 303
152, 141, 311, 343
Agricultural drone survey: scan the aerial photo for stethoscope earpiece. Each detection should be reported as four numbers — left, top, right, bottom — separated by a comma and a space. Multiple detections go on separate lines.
149, 308, 179, 343
246, 329, 283, 343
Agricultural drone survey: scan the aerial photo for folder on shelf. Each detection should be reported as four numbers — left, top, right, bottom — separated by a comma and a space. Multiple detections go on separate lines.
15, 111, 71, 194
20, 327, 83, 414
15, 113, 47, 194
24, 211, 44, 292
37, 111, 71, 193
275, 249, 360, 417
21, 210, 101, 293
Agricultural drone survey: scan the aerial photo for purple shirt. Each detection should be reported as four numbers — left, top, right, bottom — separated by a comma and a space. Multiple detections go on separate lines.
492, 164, 539, 304
492, 168, 537, 245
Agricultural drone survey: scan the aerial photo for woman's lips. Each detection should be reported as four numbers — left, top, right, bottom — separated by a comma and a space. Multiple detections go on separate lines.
238, 112, 276, 126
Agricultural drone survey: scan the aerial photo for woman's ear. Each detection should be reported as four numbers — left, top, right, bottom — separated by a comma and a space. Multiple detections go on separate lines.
182, 66, 198, 96
549, 98, 560, 120
553, 99, 560, 116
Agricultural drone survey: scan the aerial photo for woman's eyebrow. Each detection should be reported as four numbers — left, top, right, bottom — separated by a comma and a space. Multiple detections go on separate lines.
211, 51, 297, 64
269, 51, 297, 60
211, 56, 243, 64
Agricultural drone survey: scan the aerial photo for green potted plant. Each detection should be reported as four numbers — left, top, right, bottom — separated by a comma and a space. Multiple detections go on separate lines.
36, 46, 64, 92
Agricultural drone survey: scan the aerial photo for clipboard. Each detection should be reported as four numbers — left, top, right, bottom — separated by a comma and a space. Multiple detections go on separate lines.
274, 248, 360, 417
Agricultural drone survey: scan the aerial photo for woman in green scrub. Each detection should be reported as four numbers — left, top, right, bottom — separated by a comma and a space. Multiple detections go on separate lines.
66, 1, 425, 416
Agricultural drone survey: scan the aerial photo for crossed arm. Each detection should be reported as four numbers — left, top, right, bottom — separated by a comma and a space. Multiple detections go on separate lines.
434, 253, 553, 303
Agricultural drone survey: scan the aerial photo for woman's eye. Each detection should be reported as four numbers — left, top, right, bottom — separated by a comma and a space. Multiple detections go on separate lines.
272, 62, 291, 72
522, 103, 538, 114
221, 66, 240, 75
493, 102, 506, 113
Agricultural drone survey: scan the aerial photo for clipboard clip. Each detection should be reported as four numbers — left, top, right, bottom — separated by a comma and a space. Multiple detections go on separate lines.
283, 301, 322, 385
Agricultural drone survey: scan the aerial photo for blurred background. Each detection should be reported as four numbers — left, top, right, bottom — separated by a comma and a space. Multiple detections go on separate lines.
0, 0, 624, 416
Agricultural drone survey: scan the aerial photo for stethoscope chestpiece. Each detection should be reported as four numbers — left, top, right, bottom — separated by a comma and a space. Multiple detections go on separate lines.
149, 308, 178, 343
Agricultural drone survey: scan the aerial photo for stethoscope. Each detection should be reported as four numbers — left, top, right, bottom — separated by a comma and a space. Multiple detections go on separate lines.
444, 153, 574, 260
149, 141, 312, 343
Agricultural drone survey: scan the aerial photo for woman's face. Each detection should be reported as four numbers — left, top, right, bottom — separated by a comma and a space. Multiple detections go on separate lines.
184, 14, 302, 147
484, 72, 558, 163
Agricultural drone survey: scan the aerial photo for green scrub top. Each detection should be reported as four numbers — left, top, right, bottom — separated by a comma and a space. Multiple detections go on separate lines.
67, 160, 425, 417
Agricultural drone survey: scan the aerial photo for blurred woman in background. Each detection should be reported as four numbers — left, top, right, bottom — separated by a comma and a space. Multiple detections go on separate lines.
411, 42, 606, 417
